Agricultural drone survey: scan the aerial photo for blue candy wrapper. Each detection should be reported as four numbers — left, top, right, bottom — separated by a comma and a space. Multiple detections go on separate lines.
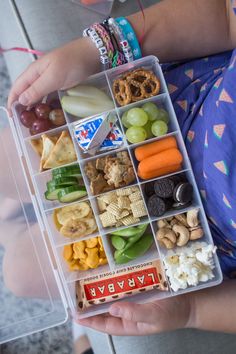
74, 113, 123, 155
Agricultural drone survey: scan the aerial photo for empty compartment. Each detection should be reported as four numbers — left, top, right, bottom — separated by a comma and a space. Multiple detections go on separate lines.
59, 72, 115, 124
81, 148, 138, 197
56, 236, 110, 283
93, 184, 149, 234
45, 199, 99, 247
107, 56, 167, 108
140, 170, 199, 221
117, 94, 179, 146
13, 92, 67, 140
129, 133, 189, 183
24, 127, 78, 175
34, 162, 88, 211
104, 223, 161, 270
70, 111, 126, 161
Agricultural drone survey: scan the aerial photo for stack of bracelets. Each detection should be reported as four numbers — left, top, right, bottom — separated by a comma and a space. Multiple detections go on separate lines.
83, 16, 142, 70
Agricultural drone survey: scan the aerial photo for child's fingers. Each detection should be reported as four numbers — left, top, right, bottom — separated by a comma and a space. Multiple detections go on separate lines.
7, 58, 49, 115
17, 66, 59, 107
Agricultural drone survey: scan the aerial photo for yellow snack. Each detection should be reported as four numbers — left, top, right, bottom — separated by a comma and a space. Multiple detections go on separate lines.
63, 244, 73, 262
73, 241, 86, 260
53, 209, 63, 232
85, 237, 98, 248
63, 237, 107, 272
99, 258, 108, 265
85, 248, 100, 268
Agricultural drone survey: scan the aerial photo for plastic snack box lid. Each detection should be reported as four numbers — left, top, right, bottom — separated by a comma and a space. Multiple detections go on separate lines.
0, 107, 68, 344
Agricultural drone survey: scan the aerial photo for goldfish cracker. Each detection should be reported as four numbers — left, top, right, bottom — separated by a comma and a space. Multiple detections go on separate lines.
99, 258, 108, 265
138, 148, 183, 180
85, 248, 100, 268
63, 237, 107, 271
98, 237, 104, 251
138, 164, 182, 180
63, 244, 73, 262
85, 237, 98, 248
135, 136, 177, 162
73, 241, 86, 260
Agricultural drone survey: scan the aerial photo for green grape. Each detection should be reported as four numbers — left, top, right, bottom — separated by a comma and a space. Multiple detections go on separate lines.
126, 126, 147, 144
151, 120, 168, 137
156, 108, 169, 123
121, 111, 131, 128
127, 108, 148, 127
143, 120, 154, 139
142, 102, 159, 121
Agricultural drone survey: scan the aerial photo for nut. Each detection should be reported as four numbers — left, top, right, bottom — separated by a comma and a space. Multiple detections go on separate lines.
159, 238, 175, 249
172, 224, 190, 247
190, 227, 204, 240
156, 228, 177, 249
174, 214, 188, 227
187, 209, 199, 228
157, 219, 170, 229
170, 218, 178, 227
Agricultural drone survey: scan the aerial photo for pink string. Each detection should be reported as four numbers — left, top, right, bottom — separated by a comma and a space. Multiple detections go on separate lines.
0, 46, 44, 56
136, 0, 146, 46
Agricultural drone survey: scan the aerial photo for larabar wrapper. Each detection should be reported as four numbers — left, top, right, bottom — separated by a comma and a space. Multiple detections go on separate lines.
76, 260, 168, 311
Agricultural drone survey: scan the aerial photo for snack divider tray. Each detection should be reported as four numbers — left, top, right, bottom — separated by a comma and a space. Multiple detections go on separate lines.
11, 56, 222, 318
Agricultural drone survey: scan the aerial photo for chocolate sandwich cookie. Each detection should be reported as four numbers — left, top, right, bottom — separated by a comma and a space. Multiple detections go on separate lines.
154, 178, 175, 198
172, 201, 192, 210
147, 195, 171, 217
173, 182, 193, 204
145, 181, 155, 197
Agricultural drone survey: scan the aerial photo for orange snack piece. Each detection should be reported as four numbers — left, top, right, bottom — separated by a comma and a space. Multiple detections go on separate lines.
135, 136, 177, 162
138, 164, 181, 180
138, 148, 183, 180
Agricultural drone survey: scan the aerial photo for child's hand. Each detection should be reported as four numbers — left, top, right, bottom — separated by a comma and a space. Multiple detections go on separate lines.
77, 296, 193, 336
7, 37, 100, 115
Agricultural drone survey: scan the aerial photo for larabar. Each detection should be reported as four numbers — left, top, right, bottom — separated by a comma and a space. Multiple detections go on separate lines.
76, 260, 168, 311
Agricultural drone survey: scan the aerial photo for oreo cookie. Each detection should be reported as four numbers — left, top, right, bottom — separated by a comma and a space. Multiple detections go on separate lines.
173, 182, 193, 204
144, 181, 155, 197
154, 178, 175, 198
172, 201, 192, 210
147, 195, 171, 217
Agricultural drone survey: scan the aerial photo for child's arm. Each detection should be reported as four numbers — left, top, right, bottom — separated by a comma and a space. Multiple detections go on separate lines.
77, 280, 236, 335
129, 0, 236, 62
7, 0, 235, 111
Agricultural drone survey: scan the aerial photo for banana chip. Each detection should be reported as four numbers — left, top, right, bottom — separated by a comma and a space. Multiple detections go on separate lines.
57, 202, 91, 225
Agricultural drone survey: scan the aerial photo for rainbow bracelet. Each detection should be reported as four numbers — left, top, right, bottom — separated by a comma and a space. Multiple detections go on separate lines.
115, 17, 142, 60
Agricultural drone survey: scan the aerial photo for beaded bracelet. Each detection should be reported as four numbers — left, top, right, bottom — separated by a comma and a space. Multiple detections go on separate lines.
83, 27, 110, 70
116, 17, 142, 60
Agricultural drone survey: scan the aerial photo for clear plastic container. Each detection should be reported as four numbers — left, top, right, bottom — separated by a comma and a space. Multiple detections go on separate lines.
1, 56, 222, 343
71, 0, 114, 16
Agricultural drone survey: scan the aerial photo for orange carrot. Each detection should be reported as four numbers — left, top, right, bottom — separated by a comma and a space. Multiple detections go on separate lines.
138, 148, 183, 179
135, 136, 177, 162
138, 164, 182, 180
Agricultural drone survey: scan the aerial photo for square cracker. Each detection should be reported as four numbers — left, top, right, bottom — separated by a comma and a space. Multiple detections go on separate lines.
130, 200, 147, 218
99, 211, 116, 228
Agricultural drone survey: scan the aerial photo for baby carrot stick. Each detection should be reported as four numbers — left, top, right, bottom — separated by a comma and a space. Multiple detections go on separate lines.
135, 136, 177, 162
138, 164, 182, 180
138, 148, 183, 179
